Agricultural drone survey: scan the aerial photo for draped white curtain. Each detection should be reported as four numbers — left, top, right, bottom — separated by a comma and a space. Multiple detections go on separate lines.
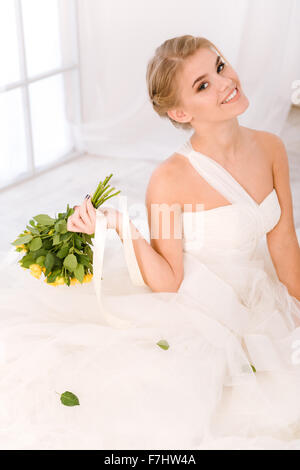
62, 0, 300, 160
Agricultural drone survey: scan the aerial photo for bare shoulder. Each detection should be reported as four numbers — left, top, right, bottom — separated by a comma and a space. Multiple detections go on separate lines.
145, 153, 184, 206
253, 128, 283, 144
250, 128, 287, 167
255, 130, 296, 238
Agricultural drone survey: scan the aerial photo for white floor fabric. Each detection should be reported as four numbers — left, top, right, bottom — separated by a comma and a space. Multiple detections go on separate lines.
0, 109, 299, 450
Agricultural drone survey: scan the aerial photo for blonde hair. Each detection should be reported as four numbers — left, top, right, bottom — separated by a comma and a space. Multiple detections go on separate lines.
146, 35, 226, 131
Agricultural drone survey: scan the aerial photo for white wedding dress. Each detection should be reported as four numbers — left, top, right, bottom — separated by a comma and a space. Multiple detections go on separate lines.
1, 137, 300, 450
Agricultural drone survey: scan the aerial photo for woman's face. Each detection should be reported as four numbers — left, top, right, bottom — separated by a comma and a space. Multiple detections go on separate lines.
169, 47, 249, 126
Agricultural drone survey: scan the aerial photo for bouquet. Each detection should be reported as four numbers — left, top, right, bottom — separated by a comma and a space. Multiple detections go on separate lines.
11, 174, 121, 287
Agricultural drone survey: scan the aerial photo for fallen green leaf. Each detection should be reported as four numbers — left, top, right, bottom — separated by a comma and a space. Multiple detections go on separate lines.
157, 339, 170, 350
60, 391, 80, 407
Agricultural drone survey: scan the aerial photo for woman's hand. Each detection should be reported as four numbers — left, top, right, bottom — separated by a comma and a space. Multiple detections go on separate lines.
67, 195, 121, 233
67, 195, 96, 234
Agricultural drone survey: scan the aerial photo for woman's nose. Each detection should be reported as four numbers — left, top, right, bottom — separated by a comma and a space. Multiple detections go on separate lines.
218, 78, 235, 91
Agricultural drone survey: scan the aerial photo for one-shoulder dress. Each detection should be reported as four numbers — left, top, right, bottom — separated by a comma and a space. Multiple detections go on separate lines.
1, 137, 300, 450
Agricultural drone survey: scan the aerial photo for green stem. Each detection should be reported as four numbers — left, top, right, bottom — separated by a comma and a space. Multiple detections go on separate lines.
94, 186, 116, 205
95, 190, 121, 208
92, 174, 112, 203
92, 182, 103, 205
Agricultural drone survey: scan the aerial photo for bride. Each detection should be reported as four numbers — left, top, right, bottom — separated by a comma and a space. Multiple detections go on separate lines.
1, 35, 300, 450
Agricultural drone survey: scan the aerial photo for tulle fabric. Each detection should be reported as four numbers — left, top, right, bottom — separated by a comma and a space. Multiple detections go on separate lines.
1, 137, 300, 450
1, 235, 300, 450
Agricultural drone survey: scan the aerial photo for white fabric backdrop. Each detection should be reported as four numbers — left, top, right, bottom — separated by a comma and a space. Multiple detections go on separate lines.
63, 0, 300, 160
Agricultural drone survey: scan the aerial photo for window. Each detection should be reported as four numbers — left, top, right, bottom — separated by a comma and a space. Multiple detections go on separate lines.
0, 0, 82, 190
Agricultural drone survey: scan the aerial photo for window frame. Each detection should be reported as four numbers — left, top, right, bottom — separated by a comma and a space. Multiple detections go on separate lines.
0, 0, 84, 192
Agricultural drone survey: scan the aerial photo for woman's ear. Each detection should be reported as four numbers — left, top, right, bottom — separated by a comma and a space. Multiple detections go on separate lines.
167, 108, 191, 124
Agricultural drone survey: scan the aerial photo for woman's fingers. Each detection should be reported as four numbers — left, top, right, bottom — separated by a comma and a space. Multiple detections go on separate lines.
68, 206, 86, 232
86, 197, 96, 228
79, 197, 91, 226
67, 197, 96, 234
67, 216, 82, 232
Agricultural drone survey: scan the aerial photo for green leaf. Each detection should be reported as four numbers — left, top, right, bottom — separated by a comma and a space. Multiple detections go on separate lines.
36, 255, 46, 266
156, 339, 170, 351
20, 254, 35, 268
11, 233, 33, 245
29, 237, 43, 252
33, 214, 55, 225
74, 234, 83, 249
43, 239, 53, 250
84, 234, 93, 244
32, 248, 47, 259
251, 364, 256, 373
46, 269, 61, 283
53, 234, 61, 246
26, 225, 39, 234
74, 263, 84, 283
53, 257, 63, 269
60, 232, 73, 242
57, 245, 70, 259
77, 254, 90, 267
55, 220, 67, 234
44, 252, 55, 271
67, 208, 75, 218
84, 245, 93, 260
63, 254, 77, 272
60, 391, 80, 407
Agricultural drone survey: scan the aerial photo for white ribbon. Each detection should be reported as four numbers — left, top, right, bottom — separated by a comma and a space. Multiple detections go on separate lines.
92, 204, 146, 329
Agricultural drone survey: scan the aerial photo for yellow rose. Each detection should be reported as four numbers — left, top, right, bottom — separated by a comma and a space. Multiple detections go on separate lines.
55, 276, 65, 286
83, 273, 93, 283
70, 278, 79, 285
16, 244, 27, 253
42, 267, 46, 273
44, 275, 65, 286
29, 264, 42, 279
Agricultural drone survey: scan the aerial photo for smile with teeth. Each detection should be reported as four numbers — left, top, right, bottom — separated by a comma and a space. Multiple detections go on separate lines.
222, 88, 238, 104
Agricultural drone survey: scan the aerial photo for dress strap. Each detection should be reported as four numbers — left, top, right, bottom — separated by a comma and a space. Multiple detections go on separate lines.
177, 139, 258, 208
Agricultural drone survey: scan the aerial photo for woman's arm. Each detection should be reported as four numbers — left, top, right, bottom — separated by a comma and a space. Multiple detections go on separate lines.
115, 166, 184, 293
266, 134, 300, 300
115, 211, 182, 293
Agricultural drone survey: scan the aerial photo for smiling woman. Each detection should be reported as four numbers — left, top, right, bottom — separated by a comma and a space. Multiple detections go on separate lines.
0, 32, 300, 451
146, 35, 249, 131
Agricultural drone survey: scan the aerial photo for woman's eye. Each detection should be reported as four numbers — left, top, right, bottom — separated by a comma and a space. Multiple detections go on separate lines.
197, 61, 226, 92
217, 62, 226, 73
197, 82, 208, 92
